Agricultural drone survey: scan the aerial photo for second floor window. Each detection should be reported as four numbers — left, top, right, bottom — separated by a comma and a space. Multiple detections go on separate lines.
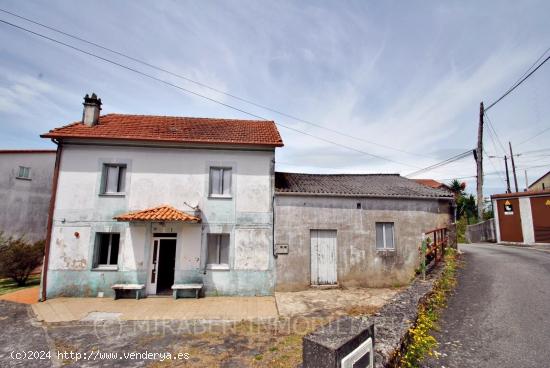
17, 166, 31, 179
101, 164, 126, 194
209, 167, 232, 197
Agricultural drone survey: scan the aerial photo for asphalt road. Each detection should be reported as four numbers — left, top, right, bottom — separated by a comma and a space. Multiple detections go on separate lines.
423, 243, 550, 368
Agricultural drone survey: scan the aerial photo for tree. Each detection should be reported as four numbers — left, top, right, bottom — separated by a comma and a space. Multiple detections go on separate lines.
0, 233, 44, 286
448, 180, 478, 224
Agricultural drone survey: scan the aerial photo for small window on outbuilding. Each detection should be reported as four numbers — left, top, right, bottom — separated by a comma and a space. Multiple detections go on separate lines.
16, 166, 31, 180
376, 222, 395, 250
207, 234, 229, 266
101, 164, 126, 194
209, 167, 232, 197
357, 202, 362, 209
93, 233, 120, 268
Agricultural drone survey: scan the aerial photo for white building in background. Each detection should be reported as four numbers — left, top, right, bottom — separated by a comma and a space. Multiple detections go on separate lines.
0, 149, 56, 242
40, 94, 283, 299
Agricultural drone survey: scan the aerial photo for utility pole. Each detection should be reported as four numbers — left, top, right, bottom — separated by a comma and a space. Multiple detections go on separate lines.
504, 155, 511, 193
524, 170, 529, 191
476, 102, 484, 220
509, 141, 518, 192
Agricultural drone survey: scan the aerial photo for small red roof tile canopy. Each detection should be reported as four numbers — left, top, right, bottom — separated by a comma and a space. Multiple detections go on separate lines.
114, 205, 200, 223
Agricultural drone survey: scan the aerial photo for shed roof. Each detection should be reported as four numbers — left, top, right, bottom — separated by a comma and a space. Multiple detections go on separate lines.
275, 172, 454, 199
41, 114, 284, 147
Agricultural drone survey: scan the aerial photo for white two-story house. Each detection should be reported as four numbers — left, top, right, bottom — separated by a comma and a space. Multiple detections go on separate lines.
40, 94, 283, 299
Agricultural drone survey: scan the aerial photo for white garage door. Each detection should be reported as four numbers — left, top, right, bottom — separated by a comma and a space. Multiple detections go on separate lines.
310, 230, 337, 285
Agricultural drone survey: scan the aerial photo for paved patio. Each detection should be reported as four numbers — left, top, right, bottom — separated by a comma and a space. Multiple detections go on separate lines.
30, 286, 401, 323
32, 296, 278, 323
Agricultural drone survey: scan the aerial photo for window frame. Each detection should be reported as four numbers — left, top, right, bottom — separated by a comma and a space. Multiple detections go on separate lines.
16, 166, 31, 180
100, 164, 127, 195
206, 233, 230, 269
92, 232, 120, 270
375, 222, 395, 251
208, 167, 232, 198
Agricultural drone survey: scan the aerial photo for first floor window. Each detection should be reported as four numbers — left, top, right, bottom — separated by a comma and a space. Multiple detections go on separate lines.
94, 233, 120, 267
376, 222, 395, 250
207, 234, 229, 265
17, 166, 31, 179
209, 167, 232, 197
101, 164, 126, 194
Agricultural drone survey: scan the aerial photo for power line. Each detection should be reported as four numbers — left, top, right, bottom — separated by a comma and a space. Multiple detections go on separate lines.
0, 17, 425, 169
516, 125, 550, 146
485, 51, 550, 111
483, 112, 507, 155
0, 8, 429, 159
405, 150, 473, 178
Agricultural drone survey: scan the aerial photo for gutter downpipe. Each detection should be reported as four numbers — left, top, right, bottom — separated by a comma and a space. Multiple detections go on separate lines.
40, 139, 62, 302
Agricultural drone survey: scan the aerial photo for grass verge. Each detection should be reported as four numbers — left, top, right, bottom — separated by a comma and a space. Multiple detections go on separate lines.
0, 274, 40, 296
399, 247, 459, 367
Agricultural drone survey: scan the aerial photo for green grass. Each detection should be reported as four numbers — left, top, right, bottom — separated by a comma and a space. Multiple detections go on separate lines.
0, 274, 40, 296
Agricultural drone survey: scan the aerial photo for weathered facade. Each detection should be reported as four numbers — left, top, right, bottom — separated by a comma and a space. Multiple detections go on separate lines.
0, 150, 56, 242
492, 190, 550, 245
274, 173, 454, 290
40, 94, 283, 299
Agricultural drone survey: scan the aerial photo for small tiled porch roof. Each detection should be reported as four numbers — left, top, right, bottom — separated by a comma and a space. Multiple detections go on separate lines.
114, 205, 200, 222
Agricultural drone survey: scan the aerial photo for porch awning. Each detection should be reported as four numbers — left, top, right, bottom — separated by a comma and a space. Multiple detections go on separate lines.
113, 205, 201, 223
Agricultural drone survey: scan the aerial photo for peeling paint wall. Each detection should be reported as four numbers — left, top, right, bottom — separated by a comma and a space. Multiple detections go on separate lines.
0, 152, 55, 242
274, 195, 453, 290
46, 143, 275, 298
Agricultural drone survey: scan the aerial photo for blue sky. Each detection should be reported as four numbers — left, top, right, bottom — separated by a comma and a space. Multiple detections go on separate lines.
0, 0, 549, 197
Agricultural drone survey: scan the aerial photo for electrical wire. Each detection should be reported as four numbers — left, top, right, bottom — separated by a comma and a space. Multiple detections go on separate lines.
485, 51, 550, 111
0, 7, 430, 159
516, 126, 550, 146
405, 150, 473, 178
0, 18, 423, 169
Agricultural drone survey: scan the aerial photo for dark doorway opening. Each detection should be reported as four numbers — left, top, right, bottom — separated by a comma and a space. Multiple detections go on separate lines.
156, 239, 176, 295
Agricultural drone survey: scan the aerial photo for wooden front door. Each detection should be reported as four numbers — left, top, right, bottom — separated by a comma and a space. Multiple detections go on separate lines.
310, 230, 337, 285
530, 196, 550, 243
497, 198, 523, 242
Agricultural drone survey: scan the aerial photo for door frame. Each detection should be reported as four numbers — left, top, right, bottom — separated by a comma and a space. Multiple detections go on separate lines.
147, 236, 177, 295
310, 229, 338, 286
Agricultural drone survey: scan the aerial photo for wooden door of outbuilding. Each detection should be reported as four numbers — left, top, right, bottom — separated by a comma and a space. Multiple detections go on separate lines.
497, 198, 523, 242
530, 196, 550, 243
310, 230, 337, 285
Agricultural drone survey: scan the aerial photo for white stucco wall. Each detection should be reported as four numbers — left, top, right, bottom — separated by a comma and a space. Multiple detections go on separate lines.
47, 143, 275, 297
519, 197, 535, 244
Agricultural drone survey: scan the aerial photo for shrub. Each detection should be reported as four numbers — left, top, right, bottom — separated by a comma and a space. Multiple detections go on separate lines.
0, 233, 44, 286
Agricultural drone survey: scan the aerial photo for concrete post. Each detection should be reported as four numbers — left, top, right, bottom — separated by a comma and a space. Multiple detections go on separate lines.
303, 316, 374, 368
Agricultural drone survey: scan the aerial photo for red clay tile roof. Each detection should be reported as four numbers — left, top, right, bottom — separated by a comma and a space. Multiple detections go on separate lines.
114, 205, 201, 222
413, 179, 448, 189
41, 114, 284, 147
0, 149, 56, 154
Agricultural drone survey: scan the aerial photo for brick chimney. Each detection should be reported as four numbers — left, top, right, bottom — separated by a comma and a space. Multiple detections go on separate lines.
82, 93, 102, 126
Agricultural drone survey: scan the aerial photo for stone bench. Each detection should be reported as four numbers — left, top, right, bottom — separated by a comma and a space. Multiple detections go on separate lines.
111, 284, 145, 300
172, 284, 203, 299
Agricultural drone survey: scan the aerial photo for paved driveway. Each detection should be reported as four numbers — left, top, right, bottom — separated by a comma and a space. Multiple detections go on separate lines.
423, 243, 550, 368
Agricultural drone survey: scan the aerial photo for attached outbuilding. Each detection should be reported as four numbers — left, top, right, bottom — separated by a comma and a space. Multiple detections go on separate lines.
273, 173, 455, 290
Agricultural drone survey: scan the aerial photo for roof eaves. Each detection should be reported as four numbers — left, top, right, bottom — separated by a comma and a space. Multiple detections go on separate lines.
275, 191, 454, 200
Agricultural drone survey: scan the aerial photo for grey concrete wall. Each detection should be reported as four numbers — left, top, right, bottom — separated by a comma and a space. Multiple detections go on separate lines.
0, 152, 56, 242
466, 219, 496, 243
274, 195, 453, 290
